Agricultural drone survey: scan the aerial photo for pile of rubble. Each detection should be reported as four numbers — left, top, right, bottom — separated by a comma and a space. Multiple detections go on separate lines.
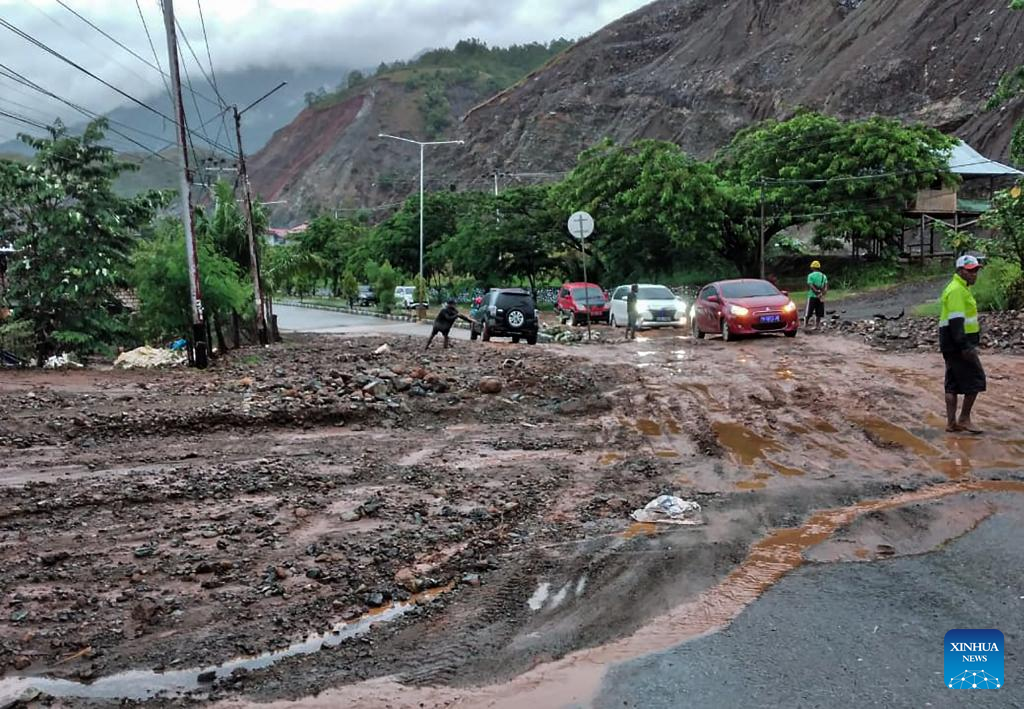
838, 311, 1024, 353
542, 324, 607, 344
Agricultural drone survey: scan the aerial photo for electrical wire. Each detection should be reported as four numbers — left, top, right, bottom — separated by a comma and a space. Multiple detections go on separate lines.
0, 17, 236, 157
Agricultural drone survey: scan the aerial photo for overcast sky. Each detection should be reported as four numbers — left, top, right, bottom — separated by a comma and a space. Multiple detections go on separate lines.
0, 0, 650, 141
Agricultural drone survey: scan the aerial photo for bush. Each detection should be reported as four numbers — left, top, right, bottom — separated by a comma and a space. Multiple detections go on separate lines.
973, 259, 1023, 311
372, 261, 399, 314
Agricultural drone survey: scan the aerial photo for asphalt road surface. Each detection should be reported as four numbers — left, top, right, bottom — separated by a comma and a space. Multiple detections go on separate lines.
274, 304, 469, 341
596, 504, 1024, 708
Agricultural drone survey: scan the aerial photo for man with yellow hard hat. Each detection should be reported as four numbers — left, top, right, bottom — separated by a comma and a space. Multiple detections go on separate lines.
805, 260, 828, 331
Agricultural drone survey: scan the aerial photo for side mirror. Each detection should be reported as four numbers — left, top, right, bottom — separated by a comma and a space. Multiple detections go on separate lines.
780, 290, 789, 297
707, 295, 720, 304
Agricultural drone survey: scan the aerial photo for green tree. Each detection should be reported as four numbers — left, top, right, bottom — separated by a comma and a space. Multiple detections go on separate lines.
132, 219, 249, 343
341, 269, 359, 306
370, 260, 399, 313
554, 139, 734, 280
981, 187, 1024, 274
717, 112, 955, 266
0, 120, 163, 362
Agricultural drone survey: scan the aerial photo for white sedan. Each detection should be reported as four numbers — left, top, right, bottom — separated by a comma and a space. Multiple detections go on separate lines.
608, 284, 688, 329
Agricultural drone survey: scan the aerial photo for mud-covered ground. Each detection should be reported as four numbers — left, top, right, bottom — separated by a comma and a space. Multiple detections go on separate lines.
1, 330, 1023, 708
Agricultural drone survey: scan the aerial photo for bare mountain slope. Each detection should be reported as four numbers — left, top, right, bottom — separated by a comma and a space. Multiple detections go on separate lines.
458, 0, 1024, 173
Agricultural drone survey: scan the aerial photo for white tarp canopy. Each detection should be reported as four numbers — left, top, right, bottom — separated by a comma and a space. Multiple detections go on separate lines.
949, 141, 1023, 176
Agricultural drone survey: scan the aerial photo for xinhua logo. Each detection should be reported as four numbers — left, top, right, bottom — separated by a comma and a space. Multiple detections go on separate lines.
945, 629, 1004, 689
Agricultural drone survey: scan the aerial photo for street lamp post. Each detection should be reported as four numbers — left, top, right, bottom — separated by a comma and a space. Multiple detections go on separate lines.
378, 134, 465, 300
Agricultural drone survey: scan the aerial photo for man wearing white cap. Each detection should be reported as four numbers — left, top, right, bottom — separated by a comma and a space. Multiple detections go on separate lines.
939, 255, 985, 434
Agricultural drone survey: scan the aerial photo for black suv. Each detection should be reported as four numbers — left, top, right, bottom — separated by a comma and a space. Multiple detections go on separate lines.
470, 289, 540, 345
356, 285, 378, 306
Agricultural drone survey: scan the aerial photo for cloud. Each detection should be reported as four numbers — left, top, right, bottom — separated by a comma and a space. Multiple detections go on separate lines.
0, 0, 650, 140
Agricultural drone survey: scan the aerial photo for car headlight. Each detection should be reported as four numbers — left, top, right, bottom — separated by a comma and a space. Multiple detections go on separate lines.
783, 302, 797, 314
730, 305, 750, 317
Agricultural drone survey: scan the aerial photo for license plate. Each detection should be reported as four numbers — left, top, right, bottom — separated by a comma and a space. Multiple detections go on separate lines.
760, 314, 781, 324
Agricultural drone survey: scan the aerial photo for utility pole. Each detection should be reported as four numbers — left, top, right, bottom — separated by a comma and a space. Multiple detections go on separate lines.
161, 0, 207, 368
759, 178, 767, 280
233, 105, 268, 345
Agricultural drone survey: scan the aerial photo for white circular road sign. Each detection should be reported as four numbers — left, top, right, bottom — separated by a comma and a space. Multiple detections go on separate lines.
567, 211, 595, 241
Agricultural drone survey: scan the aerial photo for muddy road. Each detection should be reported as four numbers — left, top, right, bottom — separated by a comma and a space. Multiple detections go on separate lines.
1, 328, 1022, 707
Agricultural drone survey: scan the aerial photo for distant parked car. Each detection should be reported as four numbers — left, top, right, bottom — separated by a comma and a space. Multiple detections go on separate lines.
357, 285, 377, 306
470, 288, 540, 345
608, 284, 687, 329
556, 282, 609, 326
394, 286, 424, 309
691, 278, 798, 342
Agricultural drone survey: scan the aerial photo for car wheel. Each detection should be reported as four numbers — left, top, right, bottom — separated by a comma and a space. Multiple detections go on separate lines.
785, 330, 797, 338
721, 319, 732, 342
512, 336, 521, 344
470, 325, 479, 341
526, 334, 537, 345
558, 310, 568, 325
482, 323, 491, 342
692, 317, 704, 340
569, 311, 579, 327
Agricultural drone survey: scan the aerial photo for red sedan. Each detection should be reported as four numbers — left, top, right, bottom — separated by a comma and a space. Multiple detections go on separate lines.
692, 279, 799, 341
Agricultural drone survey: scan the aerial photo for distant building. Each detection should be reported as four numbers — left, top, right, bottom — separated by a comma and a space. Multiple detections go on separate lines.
902, 141, 1023, 259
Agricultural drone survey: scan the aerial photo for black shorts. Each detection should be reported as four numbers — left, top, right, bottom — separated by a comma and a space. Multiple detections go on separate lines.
943, 351, 987, 395
805, 297, 825, 320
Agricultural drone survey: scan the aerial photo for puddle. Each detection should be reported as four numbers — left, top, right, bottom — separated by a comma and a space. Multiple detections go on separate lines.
621, 522, 660, 539
768, 461, 806, 477
0, 586, 450, 701
634, 419, 682, 437
852, 416, 938, 458
713, 423, 782, 466
736, 481, 767, 490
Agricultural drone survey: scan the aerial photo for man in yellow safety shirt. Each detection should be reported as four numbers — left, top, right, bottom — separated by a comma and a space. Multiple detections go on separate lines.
939, 255, 985, 434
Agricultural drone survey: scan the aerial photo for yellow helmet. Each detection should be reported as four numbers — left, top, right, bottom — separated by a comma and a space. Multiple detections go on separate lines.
810, 260, 822, 269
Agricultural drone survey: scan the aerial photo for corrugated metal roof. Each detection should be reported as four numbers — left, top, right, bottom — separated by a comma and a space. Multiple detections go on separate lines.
949, 141, 1023, 176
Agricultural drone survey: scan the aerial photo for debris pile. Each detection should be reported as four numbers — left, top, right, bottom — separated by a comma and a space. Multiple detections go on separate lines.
838, 312, 1024, 353
114, 346, 187, 369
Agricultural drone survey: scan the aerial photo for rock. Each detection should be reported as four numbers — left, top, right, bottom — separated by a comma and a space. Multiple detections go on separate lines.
340, 510, 362, 523
12, 655, 31, 670
424, 374, 449, 393
365, 592, 386, 607
374, 344, 392, 355
294, 507, 311, 519
274, 566, 289, 580
393, 377, 413, 393
362, 380, 389, 400
409, 367, 427, 380
461, 573, 482, 587
133, 545, 157, 558
39, 551, 70, 567
478, 377, 503, 395
197, 670, 217, 684
394, 568, 421, 592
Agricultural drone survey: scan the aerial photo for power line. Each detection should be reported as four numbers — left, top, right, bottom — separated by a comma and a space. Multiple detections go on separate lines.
52, 0, 220, 110
0, 17, 237, 157
174, 16, 226, 107
195, 0, 231, 145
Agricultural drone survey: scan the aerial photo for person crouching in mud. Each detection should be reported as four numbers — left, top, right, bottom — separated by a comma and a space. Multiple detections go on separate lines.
426, 299, 475, 350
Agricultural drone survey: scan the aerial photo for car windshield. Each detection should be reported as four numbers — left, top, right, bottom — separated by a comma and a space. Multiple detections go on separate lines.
637, 286, 675, 300
720, 281, 780, 298
571, 287, 606, 304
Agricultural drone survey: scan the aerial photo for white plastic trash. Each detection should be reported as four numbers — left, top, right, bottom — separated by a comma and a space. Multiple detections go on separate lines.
630, 495, 703, 525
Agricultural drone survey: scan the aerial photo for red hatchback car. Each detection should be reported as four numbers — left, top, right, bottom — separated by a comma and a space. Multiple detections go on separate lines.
556, 282, 609, 326
692, 279, 799, 341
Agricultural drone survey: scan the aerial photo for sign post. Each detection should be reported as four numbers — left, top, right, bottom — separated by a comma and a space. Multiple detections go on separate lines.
567, 211, 596, 342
